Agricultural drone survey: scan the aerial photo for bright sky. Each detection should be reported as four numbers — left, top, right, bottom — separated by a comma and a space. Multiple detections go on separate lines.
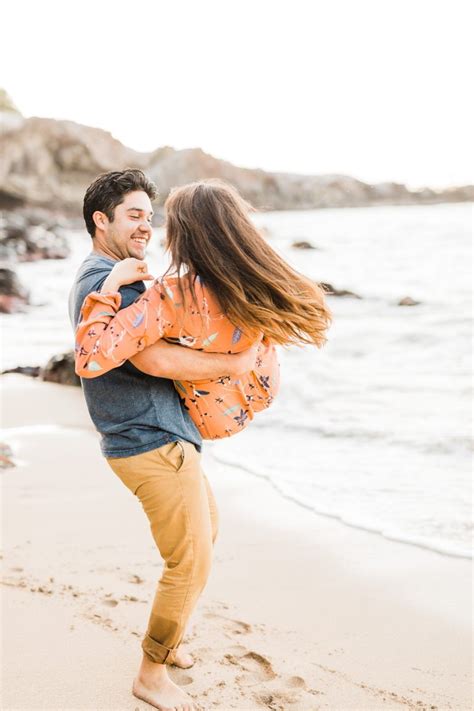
2, 0, 472, 188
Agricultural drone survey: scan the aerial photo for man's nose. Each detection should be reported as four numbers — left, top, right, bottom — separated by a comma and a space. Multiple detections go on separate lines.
139, 219, 152, 234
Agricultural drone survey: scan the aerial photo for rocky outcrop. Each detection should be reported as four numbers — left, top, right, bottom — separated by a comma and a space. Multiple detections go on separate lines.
1, 352, 79, 386
1, 365, 41, 377
319, 282, 362, 299
398, 296, 421, 306
0, 266, 29, 313
292, 240, 318, 250
1, 110, 472, 214
0, 209, 71, 262
0, 116, 147, 211
148, 147, 284, 208
41, 351, 80, 386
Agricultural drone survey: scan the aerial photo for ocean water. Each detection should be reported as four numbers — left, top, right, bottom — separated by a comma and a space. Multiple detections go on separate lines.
1, 203, 472, 558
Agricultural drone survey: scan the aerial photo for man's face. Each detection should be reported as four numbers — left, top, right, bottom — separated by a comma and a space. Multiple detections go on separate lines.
100, 190, 154, 260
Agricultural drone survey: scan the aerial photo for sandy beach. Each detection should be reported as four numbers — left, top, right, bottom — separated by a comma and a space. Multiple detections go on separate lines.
1, 374, 472, 710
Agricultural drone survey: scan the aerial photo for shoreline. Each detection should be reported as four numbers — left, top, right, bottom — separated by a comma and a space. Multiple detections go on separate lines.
210, 454, 472, 561
1, 375, 472, 710
2, 370, 471, 563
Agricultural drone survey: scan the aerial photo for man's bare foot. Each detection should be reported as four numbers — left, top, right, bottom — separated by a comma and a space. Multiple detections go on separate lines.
133, 653, 196, 711
169, 645, 195, 669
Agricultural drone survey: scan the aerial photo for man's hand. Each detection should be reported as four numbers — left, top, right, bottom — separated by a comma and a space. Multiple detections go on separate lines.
226, 341, 260, 376
129, 340, 261, 381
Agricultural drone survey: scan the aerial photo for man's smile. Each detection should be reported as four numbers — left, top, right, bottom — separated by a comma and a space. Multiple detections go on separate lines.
131, 235, 148, 246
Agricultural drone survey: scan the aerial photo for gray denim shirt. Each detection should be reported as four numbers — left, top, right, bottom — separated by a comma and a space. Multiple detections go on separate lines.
68, 253, 202, 458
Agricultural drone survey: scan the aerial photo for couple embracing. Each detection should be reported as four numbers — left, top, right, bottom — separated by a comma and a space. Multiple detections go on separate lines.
69, 169, 331, 711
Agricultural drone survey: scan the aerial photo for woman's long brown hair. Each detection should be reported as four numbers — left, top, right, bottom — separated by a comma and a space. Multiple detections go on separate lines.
164, 179, 332, 347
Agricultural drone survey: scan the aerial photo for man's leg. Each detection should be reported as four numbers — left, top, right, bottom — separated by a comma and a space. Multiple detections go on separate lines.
202, 469, 219, 546
175, 467, 219, 657
107, 440, 214, 662
106, 440, 216, 711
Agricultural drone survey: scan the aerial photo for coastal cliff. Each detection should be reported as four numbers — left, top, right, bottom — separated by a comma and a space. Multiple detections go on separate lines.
1, 98, 472, 213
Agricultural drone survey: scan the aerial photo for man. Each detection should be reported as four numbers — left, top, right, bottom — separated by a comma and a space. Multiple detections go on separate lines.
69, 169, 257, 711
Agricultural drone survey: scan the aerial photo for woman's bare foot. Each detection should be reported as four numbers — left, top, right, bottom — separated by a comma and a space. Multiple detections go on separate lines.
133, 653, 196, 711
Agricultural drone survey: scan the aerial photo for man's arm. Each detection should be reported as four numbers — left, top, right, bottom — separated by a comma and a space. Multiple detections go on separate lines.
129, 340, 259, 380
73, 269, 258, 381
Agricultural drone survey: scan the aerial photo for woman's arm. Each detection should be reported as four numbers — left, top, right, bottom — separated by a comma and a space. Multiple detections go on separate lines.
75, 281, 174, 378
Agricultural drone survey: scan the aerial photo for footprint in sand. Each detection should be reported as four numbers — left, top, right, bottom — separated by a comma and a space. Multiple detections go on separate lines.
226, 650, 277, 687
102, 598, 119, 607
169, 671, 193, 686
129, 574, 144, 584
203, 611, 252, 635
241, 651, 276, 679
253, 689, 303, 709
227, 644, 248, 655
252, 678, 308, 709
93, 613, 114, 630
286, 675, 306, 689
224, 646, 309, 707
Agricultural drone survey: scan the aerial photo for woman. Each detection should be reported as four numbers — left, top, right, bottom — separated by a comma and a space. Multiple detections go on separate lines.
75, 179, 332, 438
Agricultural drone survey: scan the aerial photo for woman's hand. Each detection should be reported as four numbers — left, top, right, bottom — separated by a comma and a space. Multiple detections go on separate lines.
100, 258, 155, 293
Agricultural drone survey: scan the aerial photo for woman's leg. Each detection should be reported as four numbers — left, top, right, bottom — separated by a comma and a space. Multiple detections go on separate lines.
174, 341, 280, 440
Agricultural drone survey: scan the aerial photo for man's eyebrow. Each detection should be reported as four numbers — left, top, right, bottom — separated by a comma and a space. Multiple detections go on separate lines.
127, 207, 154, 216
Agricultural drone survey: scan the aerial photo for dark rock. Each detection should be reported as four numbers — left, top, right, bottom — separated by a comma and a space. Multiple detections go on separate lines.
0, 266, 29, 313
319, 282, 363, 299
0, 211, 71, 262
41, 351, 80, 387
398, 296, 420, 306
292, 240, 318, 250
1, 365, 41, 377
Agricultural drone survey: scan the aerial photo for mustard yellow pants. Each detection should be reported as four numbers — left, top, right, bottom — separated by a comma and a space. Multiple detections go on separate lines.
106, 440, 219, 664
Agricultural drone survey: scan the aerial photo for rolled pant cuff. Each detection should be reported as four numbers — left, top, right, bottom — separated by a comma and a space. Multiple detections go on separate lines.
142, 634, 177, 665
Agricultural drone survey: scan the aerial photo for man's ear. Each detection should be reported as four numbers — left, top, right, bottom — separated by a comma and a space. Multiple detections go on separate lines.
92, 211, 108, 232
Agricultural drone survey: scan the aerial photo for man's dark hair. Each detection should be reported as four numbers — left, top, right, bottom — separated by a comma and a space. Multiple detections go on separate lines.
83, 169, 158, 238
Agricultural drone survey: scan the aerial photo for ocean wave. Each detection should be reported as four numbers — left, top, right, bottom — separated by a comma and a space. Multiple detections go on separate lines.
246, 418, 473, 455
210, 451, 472, 560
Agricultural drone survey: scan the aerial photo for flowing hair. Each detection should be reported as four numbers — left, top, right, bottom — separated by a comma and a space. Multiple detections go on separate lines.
164, 179, 332, 347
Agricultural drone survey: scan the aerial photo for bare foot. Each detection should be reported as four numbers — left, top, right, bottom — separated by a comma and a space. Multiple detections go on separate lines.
133, 675, 195, 711
133, 654, 196, 711
169, 645, 195, 669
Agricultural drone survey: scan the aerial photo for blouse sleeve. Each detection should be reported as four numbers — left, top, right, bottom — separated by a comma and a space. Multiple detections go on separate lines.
74, 279, 176, 378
